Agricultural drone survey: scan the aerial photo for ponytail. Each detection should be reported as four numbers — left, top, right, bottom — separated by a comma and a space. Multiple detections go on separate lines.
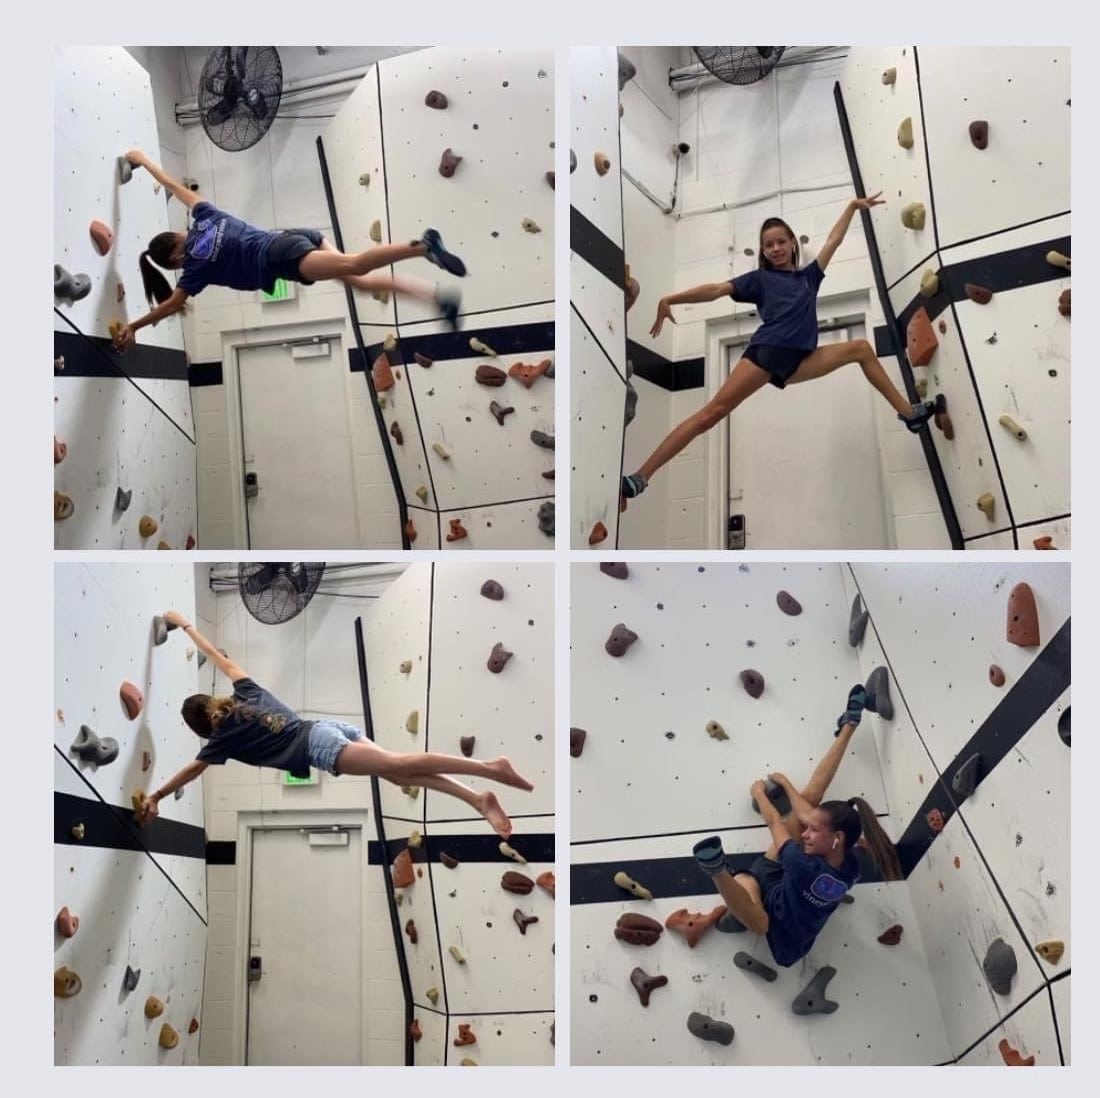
139, 232, 182, 306
821, 796, 902, 882
181, 693, 257, 739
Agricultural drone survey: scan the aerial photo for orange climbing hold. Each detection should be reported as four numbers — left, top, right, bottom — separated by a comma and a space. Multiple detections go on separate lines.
1006, 582, 1040, 647
446, 519, 469, 542
906, 307, 938, 367
664, 906, 726, 948
998, 1038, 1035, 1066
372, 352, 395, 393
392, 847, 415, 888
508, 359, 552, 388
589, 521, 608, 546
411, 1019, 423, 1041
454, 1023, 477, 1046
537, 870, 556, 898
89, 219, 114, 255
120, 681, 144, 720
1033, 536, 1055, 550
56, 906, 79, 938
404, 518, 417, 544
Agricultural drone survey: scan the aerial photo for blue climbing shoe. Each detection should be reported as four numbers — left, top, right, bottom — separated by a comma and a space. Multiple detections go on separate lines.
899, 400, 936, 434
692, 835, 727, 877
420, 228, 467, 277
835, 683, 868, 735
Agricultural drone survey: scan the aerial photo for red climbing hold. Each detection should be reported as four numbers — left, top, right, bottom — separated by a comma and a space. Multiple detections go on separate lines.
372, 352, 395, 393
501, 870, 535, 894
405, 919, 418, 944
999, 1038, 1034, 1066
665, 906, 726, 948
508, 359, 551, 388
965, 283, 993, 305
54, 436, 67, 464
614, 912, 664, 946
1032, 536, 1055, 550
410, 1019, 423, 1042
392, 848, 415, 888
56, 906, 79, 938
89, 219, 114, 255
188, 1018, 200, 1035
537, 870, 556, 898
630, 967, 669, 1006
404, 518, 417, 544
1006, 582, 1040, 647
989, 664, 1006, 687
475, 364, 508, 387
120, 681, 144, 720
877, 924, 903, 945
454, 1023, 477, 1046
185, 534, 196, 550
926, 808, 945, 833
906, 307, 939, 367
447, 519, 469, 542
589, 522, 608, 546
1058, 288, 1070, 317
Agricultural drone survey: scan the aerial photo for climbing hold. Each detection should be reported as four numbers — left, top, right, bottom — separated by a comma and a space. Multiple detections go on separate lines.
513, 909, 539, 934
153, 615, 172, 646
115, 487, 132, 512
1006, 582, 1040, 647
952, 753, 982, 800
131, 790, 149, 821
447, 519, 469, 542
630, 968, 668, 1006
926, 808, 945, 832
139, 515, 158, 538
142, 751, 152, 772
752, 777, 792, 817
605, 623, 638, 657
159, 1024, 179, 1050
109, 320, 126, 347
983, 938, 1017, 995
120, 681, 144, 720
665, 906, 726, 948
570, 727, 587, 758
388, 421, 404, 448
542, 469, 555, 480
405, 919, 418, 944
1058, 288, 1070, 317
570, 148, 577, 173
55, 906, 79, 938
89, 219, 114, 255
71, 725, 119, 766
537, 871, 555, 898
600, 563, 629, 579
432, 441, 451, 461
475, 364, 507, 386
739, 669, 765, 699
998, 414, 1027, 441
415, 485, 429, 504
521, 218, 541, 233
501, 870, 534, 894
849, 594, 869, 646
864, 666, 894, 720
448, 945, 467, 965
410, 1019, 422, 1042
545, 170, 555, 189
1046, 250, 1071, 271
594, 151, 611, 176
470, 337, 497, 357
998, 1038, 1035, 1067
537, 501, 555, 538
118, 156, 134, 183
968, 120, 989, 150
878, 924, 904, 946
459, 736, 475, 757
454, 1023, 477, 1046
438, 148, 463, 178
509, 358, 552, 387
392, 848, 415, 888
358, 173, 370, 187
441, 852, 460, 869
460, 1059, 478, 1066
174, 786, 184, 801
499, 841, 526, 863
791, 966, 839, 1015
489, 400, 514, 425
425, 90, 448, 109
919, 269, 939, 297
372, 288, 389, 305
932, 393, 954, 439
881, 67, 897, 85
156, 540, 172, 551
71, 823, 85, 841
408, 830, 423, 849
54, 491, 75, 521
145, 996, 165, 1019
989, 664, 1006, 687
916, 377, 929, 398
480, 579, 504, 600
965, 283, 993, 305
369, 220, 382, 243
53, 265, 91, 303
54, 966, 82, 998
897, 117, 913, 149
399, 659, 412, 675
1058, 707, 1070, 747
589, 522, 608, 546
1035, 940, 1064, 965
776, 590, 802, 616
937, 320, 947, 335
530, 429, 555, 450
687, 1012, 734, 1046
372, 352, 394, 393
734, 951, 778, 981
188, 1018, 199, 1034
906, 307, 938, 366
706, 720, 729, 741
406, 710, 419, 734
977, 492, 996, 521
613, 870, 652, 900
614, 913, 664, 945
487, 642, 513, 673
426, 987, 440, 1005
54, 436, 67, 464
901, 202, 926, 230
403, 518, 417, 544
545, 359, 555, 378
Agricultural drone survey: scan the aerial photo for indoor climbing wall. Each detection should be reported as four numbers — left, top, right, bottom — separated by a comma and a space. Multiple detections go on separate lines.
838, 48, 1070, 548
54, 564, 205, 1065
570, 47, 629, 549
53, 47, 197, 550
364, 563, 555, 1065
570, 562, 950, 1065
320, 48, 556, 549
844, 563, 1070, 1064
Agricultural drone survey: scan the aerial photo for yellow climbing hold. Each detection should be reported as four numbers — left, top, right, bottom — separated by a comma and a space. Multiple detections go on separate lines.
449, 945, 467, 964
998, 415, 1027, 441
426, 986, 440, 1004
1035, 940, 1064, 965
706, 720, 729, 741
406, 710, 419, 734
915, 378, 929, 399
370, 220, 382, 243
401, 785, 420, 799
461, 1059, 478, 1066
614, 870, 653, 900
415, 485, 428, 503
499, 842, 527, 864
897, 117, 913, 149
920, 270, 939, 297
372, 288, 390, 304
158, 1023, 179, 1049
139, 515, 158, 538
977, 492, 996, 521
901, 203, 926, 231
383, 333, 397, 352
408, 830, 423, 849
359, 173, 370, 186
432, 441, 451, 461
400, 659, 412, 674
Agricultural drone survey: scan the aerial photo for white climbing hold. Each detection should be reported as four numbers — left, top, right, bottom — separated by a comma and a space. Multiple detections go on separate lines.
614, 870, 653, 900
383, 333, 397, 352
1046, 250, 1070, 271
432, 441, 451, 461
499, 842, 527, 864
469, 337, 496, 356
522, 217, 542, 233
370, 220, 382, 243
998, 414, 1028, 441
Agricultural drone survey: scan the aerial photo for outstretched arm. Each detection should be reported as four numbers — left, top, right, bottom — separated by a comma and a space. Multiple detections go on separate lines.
138, 760, 209, 824
125, 149, 202, 209
162, 609, 249, 683
752, 780, 796, 849
114, 288, 191, 352
768, 772, 816, 826
650, 282, 733, 337
816, 193, 884, 270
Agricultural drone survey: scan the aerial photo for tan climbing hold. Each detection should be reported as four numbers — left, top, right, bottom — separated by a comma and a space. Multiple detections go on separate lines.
1035, 940, 1064, 965
89, 219, 114, 255
1007, 582, 1040, 647
415, 485, 429, 503
906, 306, 938, 367
370, 220, 382, 243
446, 519, 468, 542
145, 996, 165, 1019
882, 67, 897, 85
1033, 536, 1055, 550
401, 784, 420, 798
372, 288, 389, 304
976, 492, 996, 521
537, 871, 556, 898
470, 337, 497, 356
499, 842, 527, 864
157, 540, 171, 550
449, 945, 467, 964
400, 659, 413, 674
901, 202, 926, 230
358, 173, 370, 187
594, 151, 611, 175
665, 906, 726, 948
915, 378, 929, 399
432, 441, 451, 460
54, 966, 82, 998
589, 521, 608, 546
56, 906, 79, 938
71, 823, 85, 841
897, 117, 913, 149
998, 414, 1027, 441
454, 1023, 477, 1046
460, 1058, 478, 1066
410, 1019, 422, 1041
120, 680, 144, 720
706, 720, 728, 741
614, 870, 652, 900
408, 830, 423, 848
508, 358, 551, 388
139, 515, 158, 538
383, 333, 397, 352
919, 269, 939, 297
999, 1038, 1035, 1067
159, 1024, 179, 1050
392, 848, 415, 888
404, 518, 417, 544
1046, 250, 1070, 271
406, 710, 419, 734
521, 217, 542, 234
426, 987, 440, 1005
54, 491, 75, 521
965, 283, 993, 305
372, 352, 394, 393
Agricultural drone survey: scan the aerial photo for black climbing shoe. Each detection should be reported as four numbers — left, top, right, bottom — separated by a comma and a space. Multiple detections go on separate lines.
621, 472, 648, 499
835, 683, 868, 735
692, 835, 727, 877
420, 228, 467, 277
436, 286, 462, 331
899, 400, 936, 434
717, 911, 748, 933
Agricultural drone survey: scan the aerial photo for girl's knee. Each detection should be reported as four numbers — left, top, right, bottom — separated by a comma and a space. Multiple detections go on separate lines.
855, 338, 874, 361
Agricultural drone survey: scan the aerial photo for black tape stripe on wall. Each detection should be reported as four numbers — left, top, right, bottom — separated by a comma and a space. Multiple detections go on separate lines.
571, 205, 625, 289
188, 361, 224, 387
380, 832, 556, 865
347, 321, 555, 373
55, 790, 206, 859
54, 329, 189, 382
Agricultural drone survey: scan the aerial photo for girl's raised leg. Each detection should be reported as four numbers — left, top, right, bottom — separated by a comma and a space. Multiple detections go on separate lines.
334, 739, 533, 790
401, 773, 515, 838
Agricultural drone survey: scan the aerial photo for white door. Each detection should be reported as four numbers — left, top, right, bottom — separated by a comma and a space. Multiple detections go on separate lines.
238, 339, 361, 548
726, 324, 890, 548
246, 827, 364, 1065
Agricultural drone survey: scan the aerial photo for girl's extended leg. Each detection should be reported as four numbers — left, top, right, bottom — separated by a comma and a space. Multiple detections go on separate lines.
334, 740, 533, 790
298, 242, 426, 281
403, 773, 515, 838
800, 720, 858, 807
315, 238, 436, 301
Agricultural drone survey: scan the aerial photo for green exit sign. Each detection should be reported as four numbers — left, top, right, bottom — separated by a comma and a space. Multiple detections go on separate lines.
261, 278, 293, 303
285, 770, 317, 786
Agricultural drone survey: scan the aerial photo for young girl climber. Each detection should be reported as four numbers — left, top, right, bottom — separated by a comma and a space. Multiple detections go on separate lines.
112, 149, 466, 352
136, 610, 532, 838
692, 683, 901, 967
620, 194, 937, 506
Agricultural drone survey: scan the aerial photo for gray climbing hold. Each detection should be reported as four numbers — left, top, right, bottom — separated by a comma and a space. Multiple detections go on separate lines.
1058, 707, 1070, 747
115, 487, 133, 512
630, 967, 668, 1006
118, 156, 134, 184
545, 359, 555, 378
425, 90, 448, 109
489, 401, 514, 425
570, 149, 577, 173
983, 938, 1017, 995
599, 563, 629, 580
123, 965, 140, 992
734, 951, 777, 982
197, 651, 207, 669
617, 51, 637, 91
480, 579, 504, 600
751, 777, 792, 817
605, 623, 638, 657
71, 725, 119, 766
625, 379, 638, 426
951, 753, 981, 800
864, 666, 894, 720
530, 429, 555, 450
849, 594, 869, 646
687, 1012, 734, 1046
174, 786, 185, 801
740, 669, 765, 699
776, 590, 802, 616
153, 616, 169, 646
537, 500, 555, 537
791, 966, 839, 1015
54, 265, 91, 303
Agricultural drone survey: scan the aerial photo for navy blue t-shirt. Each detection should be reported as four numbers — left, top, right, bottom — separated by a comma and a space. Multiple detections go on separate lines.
729, 260, 826, 351
764, 838, 861, 966
178, 202, 279, 295
195, 678, 314, 778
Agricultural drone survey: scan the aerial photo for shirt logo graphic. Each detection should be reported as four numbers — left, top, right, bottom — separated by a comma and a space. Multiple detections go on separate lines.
809, 873, 848, 904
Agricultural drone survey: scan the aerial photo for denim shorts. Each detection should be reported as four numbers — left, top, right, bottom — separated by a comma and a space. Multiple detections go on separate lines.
307, 719, 365, 775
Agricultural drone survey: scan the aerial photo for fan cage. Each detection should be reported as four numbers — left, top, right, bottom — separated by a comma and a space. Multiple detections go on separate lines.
692, 47, 786, 86
237, 563, 324, 625
198, 46, 283, 152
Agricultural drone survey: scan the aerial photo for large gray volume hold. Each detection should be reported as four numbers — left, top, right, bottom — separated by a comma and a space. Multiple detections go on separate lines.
983, 938, 1017, 995
864, 666, 894, 720
849, 594, 869, 646
791, 966, 839, 1015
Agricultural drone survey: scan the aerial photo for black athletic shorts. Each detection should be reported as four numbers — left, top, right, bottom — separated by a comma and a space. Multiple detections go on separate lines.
743, 343, 813, 389
267, 228, 324, 285
747, 854, 785, 905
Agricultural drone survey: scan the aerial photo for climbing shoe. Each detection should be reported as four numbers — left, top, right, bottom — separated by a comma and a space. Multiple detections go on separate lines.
716, 911, 748, 933
419, 228, 467, 277
692, 835, 727, 877
899, 400, 936, 433
835, 683, 868, 735
621, 472, 648, 499
436, 286, 462, 331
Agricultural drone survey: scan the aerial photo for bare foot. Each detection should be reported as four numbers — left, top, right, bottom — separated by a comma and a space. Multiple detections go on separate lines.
477, 791, 512, 839
487, 756, 534, 792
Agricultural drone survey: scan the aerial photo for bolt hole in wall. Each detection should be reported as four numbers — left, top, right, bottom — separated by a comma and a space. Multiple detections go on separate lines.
571, 561, 1069, 1065
577, 46, 1069, 550
55, 561, 555, 1066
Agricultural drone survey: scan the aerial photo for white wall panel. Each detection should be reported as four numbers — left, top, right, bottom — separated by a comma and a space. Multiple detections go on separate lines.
571, 47, 624, 247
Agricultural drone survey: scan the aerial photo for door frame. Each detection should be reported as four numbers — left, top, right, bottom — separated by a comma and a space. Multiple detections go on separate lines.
232, 808, 371, 1065
701, 290, 874, 549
